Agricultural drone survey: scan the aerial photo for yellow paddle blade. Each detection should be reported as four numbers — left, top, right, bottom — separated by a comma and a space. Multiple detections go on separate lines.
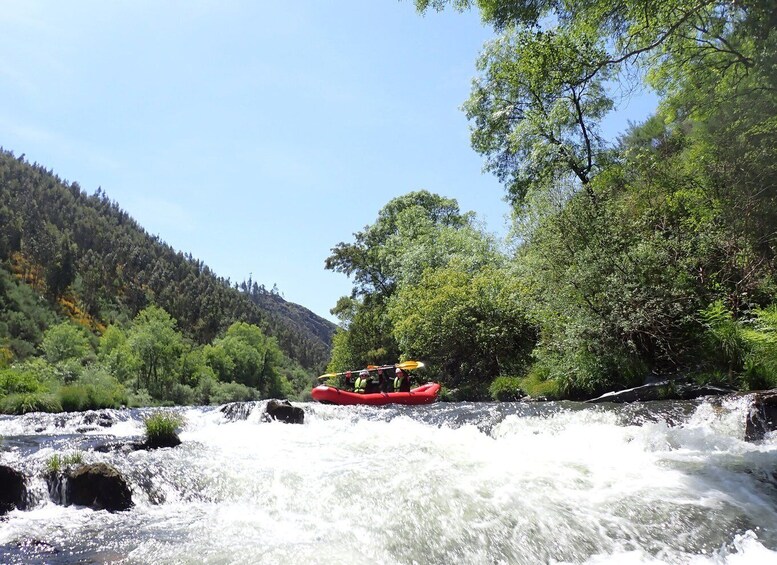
396, 360, 424, 371
317, 373, 338, 380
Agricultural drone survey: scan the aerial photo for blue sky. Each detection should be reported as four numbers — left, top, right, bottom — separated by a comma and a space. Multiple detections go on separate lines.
0, 1, 656, 323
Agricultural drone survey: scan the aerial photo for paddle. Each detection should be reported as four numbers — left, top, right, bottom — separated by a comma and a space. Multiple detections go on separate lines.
367, 360, 425, 372
317, 360, 425, 380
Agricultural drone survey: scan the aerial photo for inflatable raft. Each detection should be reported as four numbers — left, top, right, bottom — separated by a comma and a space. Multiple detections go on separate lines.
311, 382, 441, 406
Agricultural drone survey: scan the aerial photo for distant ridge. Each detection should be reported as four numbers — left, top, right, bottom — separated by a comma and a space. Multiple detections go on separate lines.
0, 148, 335, 370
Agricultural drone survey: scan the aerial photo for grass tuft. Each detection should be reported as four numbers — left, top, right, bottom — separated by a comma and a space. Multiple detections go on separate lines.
46, 451, 84, 473
144, 412, 184, 447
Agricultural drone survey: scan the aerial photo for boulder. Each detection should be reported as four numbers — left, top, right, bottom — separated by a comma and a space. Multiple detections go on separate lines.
82, 411, 116, 428
220, 402, 255, 422
0, 465, 27, 514
62, 463, 133, 511
745, 390, 777, 442
143, 432, 181, 450
263, 399, 304, 424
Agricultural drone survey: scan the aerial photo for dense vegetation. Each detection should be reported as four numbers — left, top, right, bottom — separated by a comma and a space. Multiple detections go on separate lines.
326, 0, 777, 399
0, 151, 335, 412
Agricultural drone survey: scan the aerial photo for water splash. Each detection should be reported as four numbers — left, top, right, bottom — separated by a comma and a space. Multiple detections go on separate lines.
1, 398, 775, 564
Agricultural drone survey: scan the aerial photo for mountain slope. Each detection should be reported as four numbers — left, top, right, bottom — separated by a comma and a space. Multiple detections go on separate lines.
0, 148, 335, 370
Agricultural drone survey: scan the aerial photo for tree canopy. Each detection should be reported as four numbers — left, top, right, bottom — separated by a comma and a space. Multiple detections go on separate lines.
323, 0, 777, 399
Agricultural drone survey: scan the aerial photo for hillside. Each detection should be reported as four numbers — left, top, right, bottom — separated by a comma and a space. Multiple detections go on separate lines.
0, 148, 335, 372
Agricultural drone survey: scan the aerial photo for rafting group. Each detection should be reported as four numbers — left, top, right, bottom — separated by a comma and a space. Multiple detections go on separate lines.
310, 360, 441, 406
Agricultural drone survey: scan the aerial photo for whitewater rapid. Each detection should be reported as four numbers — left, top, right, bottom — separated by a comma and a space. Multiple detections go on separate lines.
0, 397, 776, 564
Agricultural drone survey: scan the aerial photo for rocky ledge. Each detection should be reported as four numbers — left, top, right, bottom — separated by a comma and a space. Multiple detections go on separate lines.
0, 465, 27, 515
47, 462, 133, 512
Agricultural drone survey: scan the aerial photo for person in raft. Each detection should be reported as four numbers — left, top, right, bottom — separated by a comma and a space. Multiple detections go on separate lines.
354, 370, 370, 394
377, 367, 389, 393
394, 368, 411, 393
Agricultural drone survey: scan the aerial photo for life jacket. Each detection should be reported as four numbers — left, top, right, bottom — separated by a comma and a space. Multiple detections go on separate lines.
393, 374, 408, 392
354, 376, 367, 393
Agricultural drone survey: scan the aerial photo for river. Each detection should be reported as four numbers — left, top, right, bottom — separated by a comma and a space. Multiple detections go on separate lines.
0, 396, 776, 564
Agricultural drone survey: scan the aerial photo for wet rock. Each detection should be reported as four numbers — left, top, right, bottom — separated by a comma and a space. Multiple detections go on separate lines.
82, 411, 116, 428
57, 463, 133, 512
93, 441, 139, 454
220, 402, 255, 422
0, 466, 27, 514
744, 390, 777, 442
93, 435, 179, 453
143, 430, 181, 450
587, 379, 733, 403
263, 399, 304, 424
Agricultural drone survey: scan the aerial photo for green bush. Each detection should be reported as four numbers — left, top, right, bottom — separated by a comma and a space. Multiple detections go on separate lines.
438, 382, 491, 402
144, 412, 184, 446
489, 376, 525, 402
127, 388, 154, 408
1, 392, 61, 415
57, 367, 128, 411
169, 383, 197, 405
59, 384, 89, 411
740, 305, 777, 390
0, 367, 45, 395
518, 369, 561, 400
210, 381, 258, 405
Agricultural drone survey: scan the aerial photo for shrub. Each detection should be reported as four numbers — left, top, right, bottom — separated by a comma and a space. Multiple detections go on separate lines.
0, 367, 45, 395
489, 376, 524, 402
740, 305, 777, 390
209, 381, 258, 405
518, 369, 561, 400
144, 412, 184, 447
1, 392, 61, 415
168, 383, 197, 405
57, 367, 128, 411
127, 389, 154, 408
59, 384, 89, 412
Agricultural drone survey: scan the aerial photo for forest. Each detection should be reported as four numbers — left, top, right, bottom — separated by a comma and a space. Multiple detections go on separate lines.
0, 151, 335, 412
325, 0, 777, 400
2, 0, 776, 409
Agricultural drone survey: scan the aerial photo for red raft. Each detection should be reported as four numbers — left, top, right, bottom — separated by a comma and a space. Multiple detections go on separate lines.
311, 382, 441, 406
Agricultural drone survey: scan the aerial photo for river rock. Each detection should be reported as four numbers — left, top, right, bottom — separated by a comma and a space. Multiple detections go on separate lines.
744, 390, 777, 442
0, 466, 27, 514
587, 379, 733, 403
62, 463, 133, 511
221, 402, 255, 422
143, 431, 182, 450
82, 411, 116, 428
263, 399, 304, 424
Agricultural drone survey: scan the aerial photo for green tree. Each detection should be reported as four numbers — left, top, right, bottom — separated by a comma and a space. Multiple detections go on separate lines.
205, 322, 284, 397
410, 0, 777, 397
126, 305, 183, 398
41, 321, 92, 364
326, 191, 485, 371
326, 190, 469, 297
389, 262, 534, 395
416, 0, 774, 207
